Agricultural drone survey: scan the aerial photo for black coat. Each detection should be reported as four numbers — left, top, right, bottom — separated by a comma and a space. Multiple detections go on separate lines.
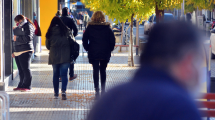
61, 14, 78, 37
13, 22, 35, 52
87, 66, 202, 120
46, 26, 72, 65
82, 22, 115, 62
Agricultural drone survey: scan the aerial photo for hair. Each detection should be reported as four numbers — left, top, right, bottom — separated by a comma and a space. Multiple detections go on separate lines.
56, 10, 61, 16
91, 11, 105, 23
14, 15, 36, 29
46, 16, 68, 39
62, 7, 68, 16
140, 21, 201, 69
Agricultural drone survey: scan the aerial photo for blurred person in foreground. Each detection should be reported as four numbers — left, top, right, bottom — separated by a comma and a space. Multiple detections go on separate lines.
87, 21, 203, 120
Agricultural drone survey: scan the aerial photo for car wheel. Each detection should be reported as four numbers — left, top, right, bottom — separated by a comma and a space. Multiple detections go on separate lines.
212, 52, 215, 59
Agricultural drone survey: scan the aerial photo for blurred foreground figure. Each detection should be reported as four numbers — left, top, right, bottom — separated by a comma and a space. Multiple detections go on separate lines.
87, 22, 203, 120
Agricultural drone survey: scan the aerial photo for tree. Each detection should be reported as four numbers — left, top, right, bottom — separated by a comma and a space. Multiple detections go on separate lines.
81, 0, 182, 66
82, 0, 154, 67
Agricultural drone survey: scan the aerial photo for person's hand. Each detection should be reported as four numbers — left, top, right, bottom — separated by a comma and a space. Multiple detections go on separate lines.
13, 36, 16, 41
13, 26, 17, 29
11, 53, 15, 58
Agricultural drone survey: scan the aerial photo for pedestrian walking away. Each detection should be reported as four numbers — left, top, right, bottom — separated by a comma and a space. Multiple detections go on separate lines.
60, 7, 78, 81
46, 17, 73, 100
12, 15, 35, 92
87, 22, 203, 120
83, 11, 90, 30
33, 12, 42, 57
82, 11, 116, 100
77, 12, 83, 30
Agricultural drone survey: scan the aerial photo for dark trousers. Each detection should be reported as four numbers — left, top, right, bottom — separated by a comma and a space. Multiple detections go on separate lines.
79, 24, 83, 30
84, 21, 87, 30
15, 51, 32, 89
52, 63, 70, 94
92, 60, 108, 92
69, 63, 74, 77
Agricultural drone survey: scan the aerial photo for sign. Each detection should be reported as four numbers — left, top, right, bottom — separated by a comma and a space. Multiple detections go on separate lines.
197, 16, 204, 30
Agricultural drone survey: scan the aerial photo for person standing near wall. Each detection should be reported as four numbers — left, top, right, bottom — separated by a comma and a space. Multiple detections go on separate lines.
82, 11, 116, 99
33, 12, 41, 57
12, 15, 35, 92
60, 7, 78, 81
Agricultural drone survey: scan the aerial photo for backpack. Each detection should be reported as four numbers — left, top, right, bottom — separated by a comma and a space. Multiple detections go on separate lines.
68, 34, 80, 63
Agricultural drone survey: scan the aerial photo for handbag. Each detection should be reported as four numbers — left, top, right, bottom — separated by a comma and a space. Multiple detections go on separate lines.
68, 33, 80, 63
77, 20, 80, 25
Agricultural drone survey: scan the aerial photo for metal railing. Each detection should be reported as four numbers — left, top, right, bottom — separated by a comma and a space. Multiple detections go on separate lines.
0, 92, 10, 120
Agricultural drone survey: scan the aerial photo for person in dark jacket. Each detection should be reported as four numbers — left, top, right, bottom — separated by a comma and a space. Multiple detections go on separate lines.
82, 11, 115, 99
12, 15, 35, 92
46, 17, 72, 100
61, 7, 78, 81
77, 12, 84, 30
87, 22, 204, 120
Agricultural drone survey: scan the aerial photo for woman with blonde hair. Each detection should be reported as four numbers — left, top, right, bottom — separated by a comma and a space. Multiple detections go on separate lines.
82, 11, 115, 99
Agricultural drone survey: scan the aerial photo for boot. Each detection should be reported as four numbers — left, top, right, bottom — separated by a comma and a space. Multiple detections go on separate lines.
62, 91, 67, 100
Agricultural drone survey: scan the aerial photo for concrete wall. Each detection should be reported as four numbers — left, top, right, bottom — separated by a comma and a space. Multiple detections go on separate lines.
40, 0, 58, 45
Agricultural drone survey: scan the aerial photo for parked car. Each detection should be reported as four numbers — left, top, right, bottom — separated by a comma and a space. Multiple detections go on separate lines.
144, 13, 174, 35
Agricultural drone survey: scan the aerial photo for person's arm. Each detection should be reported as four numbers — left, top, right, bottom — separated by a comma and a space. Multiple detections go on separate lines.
82, 26, 90, 51
69, 19, 78, 37
109, 27, 116, 51
46, 38, 51, 50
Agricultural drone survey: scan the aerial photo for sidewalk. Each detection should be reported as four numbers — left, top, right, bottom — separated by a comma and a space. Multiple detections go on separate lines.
7, 30, 140, 120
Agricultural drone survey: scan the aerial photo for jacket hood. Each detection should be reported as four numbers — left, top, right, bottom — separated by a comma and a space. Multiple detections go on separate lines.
87, 22, 111, 26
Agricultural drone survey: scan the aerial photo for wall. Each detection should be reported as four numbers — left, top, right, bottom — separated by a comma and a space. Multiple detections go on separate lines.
40, 0, 57, 45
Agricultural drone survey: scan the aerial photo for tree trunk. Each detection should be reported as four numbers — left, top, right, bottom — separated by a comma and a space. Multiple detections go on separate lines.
155, 3, 164, 23
128, 14, 134, 67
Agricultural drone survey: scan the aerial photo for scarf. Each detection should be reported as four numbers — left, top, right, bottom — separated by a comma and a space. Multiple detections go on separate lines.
19, 19, 28, 27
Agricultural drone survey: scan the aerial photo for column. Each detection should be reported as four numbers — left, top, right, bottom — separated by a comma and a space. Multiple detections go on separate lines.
4, 0, 12, 76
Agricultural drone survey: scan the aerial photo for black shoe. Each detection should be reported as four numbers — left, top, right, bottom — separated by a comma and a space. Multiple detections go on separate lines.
34, 55, 37, 57
54, 93, 58, 99
62, 91, 67, 100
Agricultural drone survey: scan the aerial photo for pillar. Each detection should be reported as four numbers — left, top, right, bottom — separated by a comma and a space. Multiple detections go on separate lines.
40, 0, 58, 45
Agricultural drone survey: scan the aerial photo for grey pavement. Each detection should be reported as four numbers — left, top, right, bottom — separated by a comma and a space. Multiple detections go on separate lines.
7, 30, 140, 120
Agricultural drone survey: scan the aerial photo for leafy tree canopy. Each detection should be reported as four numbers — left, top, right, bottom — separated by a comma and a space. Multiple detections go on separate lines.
82, 0, 182, 23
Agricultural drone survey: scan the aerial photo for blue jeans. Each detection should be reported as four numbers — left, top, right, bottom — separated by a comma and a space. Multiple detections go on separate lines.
52, 63, 70, 94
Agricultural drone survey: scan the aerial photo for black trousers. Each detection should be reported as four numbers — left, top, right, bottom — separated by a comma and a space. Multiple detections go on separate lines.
92, 60, 108, 92
69, 63, 74, 77
15, 51, 32, 89
84, 21, 87, 30
79, 24, 83, 30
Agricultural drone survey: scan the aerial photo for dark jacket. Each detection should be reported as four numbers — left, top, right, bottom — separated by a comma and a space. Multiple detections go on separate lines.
82, 22, 115, 62
61, 12, 78, 37
77, 14, 83, 20
13, 22, 35, 52
87, 66, 202, 120
46, 26, 72, 65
